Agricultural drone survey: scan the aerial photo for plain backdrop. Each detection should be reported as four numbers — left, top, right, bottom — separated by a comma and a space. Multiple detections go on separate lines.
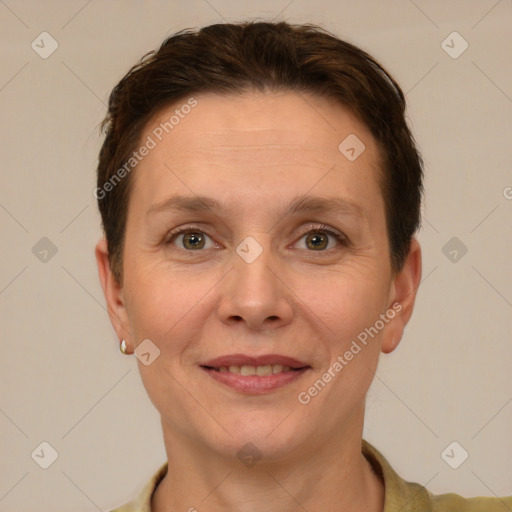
1, 1, 511, 510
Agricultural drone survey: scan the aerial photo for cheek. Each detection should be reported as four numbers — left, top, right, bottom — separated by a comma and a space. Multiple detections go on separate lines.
123, 267, 218, 346
298, 268, 390, 344
123, 271, 208, 420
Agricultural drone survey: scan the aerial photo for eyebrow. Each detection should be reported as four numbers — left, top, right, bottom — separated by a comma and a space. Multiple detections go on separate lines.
146, 194, 366, 220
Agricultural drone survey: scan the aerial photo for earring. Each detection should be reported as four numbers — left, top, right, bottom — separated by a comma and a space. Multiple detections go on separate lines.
120, 339, 129, 354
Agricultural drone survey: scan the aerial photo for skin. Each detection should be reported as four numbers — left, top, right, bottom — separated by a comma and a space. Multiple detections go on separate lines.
96, 90, 422, 512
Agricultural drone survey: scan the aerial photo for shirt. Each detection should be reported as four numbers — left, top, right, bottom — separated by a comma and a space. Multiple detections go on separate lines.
110, 440, 512, 511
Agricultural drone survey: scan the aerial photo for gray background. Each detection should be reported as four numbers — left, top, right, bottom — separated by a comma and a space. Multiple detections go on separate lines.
1, 0, 511, 510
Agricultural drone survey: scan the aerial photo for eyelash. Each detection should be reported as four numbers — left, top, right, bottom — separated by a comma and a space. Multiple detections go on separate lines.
165, 223, 348, 252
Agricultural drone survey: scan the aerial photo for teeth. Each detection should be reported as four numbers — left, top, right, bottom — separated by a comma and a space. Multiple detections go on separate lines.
240, 365, 256, 376
272, 364, 284, 374
218, 364, 293, 375
256, 365, 272, 376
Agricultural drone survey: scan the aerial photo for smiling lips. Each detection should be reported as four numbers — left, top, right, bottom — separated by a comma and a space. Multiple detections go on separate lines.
200, 354, 311, 394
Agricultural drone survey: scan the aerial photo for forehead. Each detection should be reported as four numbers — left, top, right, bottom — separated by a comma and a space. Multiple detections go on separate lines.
131, 90, 382, 214
145, 90, 374, 156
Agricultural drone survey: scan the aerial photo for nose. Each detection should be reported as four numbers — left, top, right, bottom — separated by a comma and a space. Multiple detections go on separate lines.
217, 241, 294, 332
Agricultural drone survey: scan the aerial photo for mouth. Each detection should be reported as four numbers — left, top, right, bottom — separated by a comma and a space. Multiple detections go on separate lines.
199, 354, 311, 394
201, 364, 307, 375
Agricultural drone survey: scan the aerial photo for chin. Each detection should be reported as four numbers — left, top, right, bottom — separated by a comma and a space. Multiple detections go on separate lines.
205, 412, 307, 462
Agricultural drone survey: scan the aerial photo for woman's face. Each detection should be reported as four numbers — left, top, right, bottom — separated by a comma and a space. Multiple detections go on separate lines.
98, 90, 420, 461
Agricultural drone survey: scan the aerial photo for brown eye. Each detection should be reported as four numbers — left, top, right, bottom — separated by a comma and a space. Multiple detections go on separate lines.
167, 228, 215, 250
305, 232, 329, 250
296, 226, 346, 252
182, 232, 206, 250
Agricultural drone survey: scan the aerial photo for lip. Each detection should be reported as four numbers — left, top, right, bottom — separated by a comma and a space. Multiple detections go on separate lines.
199, 353, 311, 394
201, 366, 310, 394
201, 354, 309, 369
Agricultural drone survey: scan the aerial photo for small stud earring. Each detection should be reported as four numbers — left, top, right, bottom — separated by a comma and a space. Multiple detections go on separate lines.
120, 339, 129, 354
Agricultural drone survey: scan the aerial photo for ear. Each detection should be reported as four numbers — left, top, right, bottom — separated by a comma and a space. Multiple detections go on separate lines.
381, 238, 422, 354
95, 238, 132, 351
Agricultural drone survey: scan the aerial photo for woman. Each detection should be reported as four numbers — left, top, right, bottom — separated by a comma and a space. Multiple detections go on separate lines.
95, 21, 511, 511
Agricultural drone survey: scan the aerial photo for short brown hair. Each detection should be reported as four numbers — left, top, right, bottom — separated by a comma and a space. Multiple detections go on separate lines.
97, 20, 423, 283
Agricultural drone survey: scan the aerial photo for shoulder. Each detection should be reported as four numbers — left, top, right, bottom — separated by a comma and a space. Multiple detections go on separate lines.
109, 462, 168, 512
428, 491, 512, 511
362, 440, 512, 511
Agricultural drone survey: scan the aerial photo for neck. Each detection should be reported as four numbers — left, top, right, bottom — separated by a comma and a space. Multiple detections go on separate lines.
152, 412, 384, 512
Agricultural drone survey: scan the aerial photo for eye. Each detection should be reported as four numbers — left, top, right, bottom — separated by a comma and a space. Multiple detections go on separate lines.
166, 226, 216, 250
295, 224, 347, 251
165, 224, 348, 252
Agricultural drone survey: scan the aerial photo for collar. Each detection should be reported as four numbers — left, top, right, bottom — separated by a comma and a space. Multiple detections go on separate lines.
115, 440, 432, 511
362, 440, 431, 510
